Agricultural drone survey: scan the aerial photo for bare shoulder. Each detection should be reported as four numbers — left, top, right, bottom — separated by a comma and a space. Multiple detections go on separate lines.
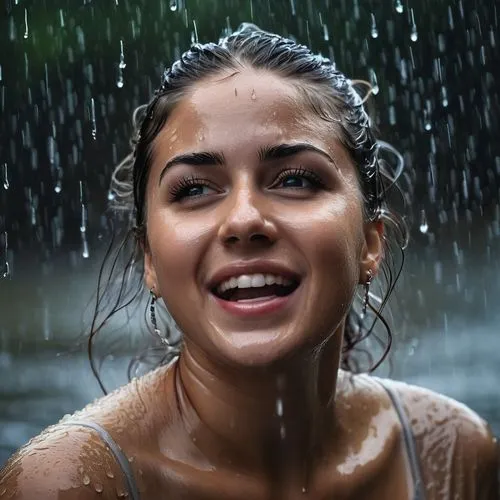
383, 378, 499, 498
0, 364, 172, 499
0, 422, 131, 499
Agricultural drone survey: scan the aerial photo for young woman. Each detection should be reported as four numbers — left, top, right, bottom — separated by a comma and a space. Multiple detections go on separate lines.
0, 24, 497, 500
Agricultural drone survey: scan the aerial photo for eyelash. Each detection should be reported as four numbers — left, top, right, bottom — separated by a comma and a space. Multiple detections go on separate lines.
168, 175, 212, 201
168, 167, 325, 201
273, 167, 325, 189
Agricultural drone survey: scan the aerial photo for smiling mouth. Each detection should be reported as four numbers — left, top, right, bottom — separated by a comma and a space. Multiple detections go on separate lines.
211, 282, 300, 302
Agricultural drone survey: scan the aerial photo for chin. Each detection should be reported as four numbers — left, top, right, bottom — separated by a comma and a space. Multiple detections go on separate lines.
207, 327, 319, 369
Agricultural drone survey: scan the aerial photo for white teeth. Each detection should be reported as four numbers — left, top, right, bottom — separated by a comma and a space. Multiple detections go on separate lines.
216, 273, 294, 295
250, 275, 266, 287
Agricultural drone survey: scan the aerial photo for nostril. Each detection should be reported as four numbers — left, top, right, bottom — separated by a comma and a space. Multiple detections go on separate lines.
249, 233, 268, 242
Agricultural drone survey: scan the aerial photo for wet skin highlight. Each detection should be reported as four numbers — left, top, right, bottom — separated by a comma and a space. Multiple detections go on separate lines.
0, 69, 497, 499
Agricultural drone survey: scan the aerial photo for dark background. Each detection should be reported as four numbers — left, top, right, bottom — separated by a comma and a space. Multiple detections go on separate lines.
0, 0, 499, 466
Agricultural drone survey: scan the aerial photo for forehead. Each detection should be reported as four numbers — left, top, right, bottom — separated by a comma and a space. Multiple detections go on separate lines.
154, 69, 345, 159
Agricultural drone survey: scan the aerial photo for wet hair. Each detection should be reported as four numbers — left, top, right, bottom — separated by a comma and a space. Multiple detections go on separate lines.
89, 23, 409, 393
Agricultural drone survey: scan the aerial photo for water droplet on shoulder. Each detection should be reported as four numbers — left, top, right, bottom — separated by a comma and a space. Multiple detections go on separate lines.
116, 486, 129, 497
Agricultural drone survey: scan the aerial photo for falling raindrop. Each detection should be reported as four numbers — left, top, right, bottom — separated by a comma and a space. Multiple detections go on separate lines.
410, 9, 418, 42
280, 423, 286, 439
90, 98, 97, 140
43, 303, 51, 341
1, 232, 10, 279
23, 8, 29, 39
423, 101, 432, 130
441, 85, 449, 107
369, 68, 379, 95
59, 9, 65, 28
408, 338, 419, 356
2, 163, 8, 190
395, 0, 404, 14
191, 20, 199, 45
323, 24, 329, 42
79, 181, 87, 234
275, 398, 283, 417
419, 210, 429, 233
169, 0, 178, 12
424, 113, 432, 131
82, 235, 90, 259
117, 71, 124, 88
119, 39, 126, 69
290, 0, 296, 16
370, 13, 378, 39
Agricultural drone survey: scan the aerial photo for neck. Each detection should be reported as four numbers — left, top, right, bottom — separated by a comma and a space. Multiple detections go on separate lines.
173, 329, 345, 486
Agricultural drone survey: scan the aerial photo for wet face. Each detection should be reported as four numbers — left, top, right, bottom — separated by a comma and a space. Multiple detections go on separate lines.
143, 68, 382, 369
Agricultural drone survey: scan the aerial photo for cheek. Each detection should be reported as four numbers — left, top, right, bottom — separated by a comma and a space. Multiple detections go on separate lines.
291, 199, 363, 313
293, 197, 363, 269
147, 211, 210, 303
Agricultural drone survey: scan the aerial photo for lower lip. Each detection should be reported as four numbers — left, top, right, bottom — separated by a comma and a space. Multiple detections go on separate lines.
210, 288, 299, 318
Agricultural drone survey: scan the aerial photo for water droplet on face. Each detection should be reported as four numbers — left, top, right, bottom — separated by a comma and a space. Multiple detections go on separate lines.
94, 483, 103, 493
106, 470, 114, 479
251, 89, 256, 100
83, 474, 90, 486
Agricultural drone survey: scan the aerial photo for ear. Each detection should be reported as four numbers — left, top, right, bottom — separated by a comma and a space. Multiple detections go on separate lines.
143, 238, 159, 295
359, 220, 384, 283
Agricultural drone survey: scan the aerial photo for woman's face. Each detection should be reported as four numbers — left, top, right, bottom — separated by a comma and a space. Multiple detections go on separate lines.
143, 68, 382, 368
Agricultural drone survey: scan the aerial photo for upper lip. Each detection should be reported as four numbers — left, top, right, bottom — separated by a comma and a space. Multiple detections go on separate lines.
206, 261, 302, 290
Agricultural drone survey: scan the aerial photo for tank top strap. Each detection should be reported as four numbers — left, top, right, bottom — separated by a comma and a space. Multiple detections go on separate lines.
60, 420, 140, 500
375, 379, 426, 500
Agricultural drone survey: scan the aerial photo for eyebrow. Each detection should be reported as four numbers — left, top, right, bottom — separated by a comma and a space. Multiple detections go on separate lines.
158, 142, 335, 185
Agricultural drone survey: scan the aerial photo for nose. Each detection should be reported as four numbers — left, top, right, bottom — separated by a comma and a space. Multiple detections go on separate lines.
217, 185, 277, 248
